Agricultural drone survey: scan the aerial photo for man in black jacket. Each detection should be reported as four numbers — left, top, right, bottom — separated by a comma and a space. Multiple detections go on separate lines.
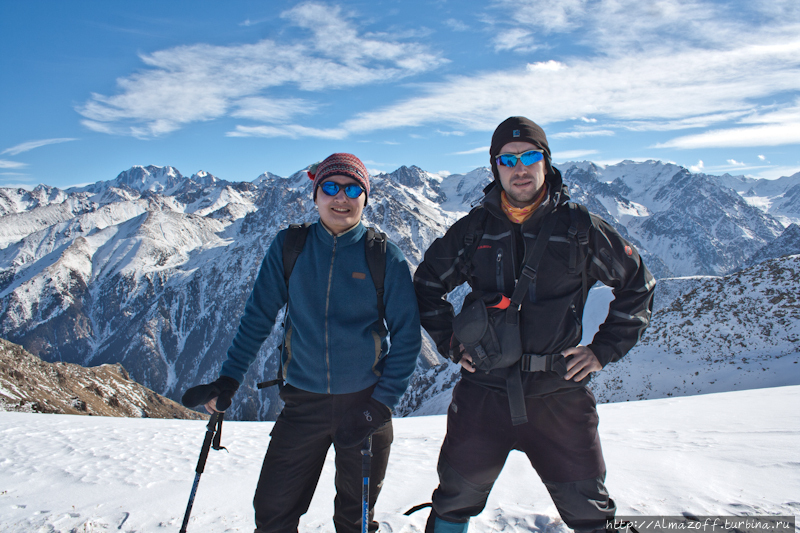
414, 117, 655, 533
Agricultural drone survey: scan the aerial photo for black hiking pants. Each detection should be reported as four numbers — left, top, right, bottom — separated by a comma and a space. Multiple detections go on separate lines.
428, 379, 615, 533
253, 384, 393, 533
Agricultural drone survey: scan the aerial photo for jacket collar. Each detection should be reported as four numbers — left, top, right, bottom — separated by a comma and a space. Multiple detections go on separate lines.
314, 219, 366, 247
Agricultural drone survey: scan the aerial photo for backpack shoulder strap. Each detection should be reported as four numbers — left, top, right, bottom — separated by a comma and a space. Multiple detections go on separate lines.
459, 206, 490, 275
365, 227, 388, 335
260, 222, 312, 391
567, 202, 593, 303
567, 202, 591, 274
282, 222, 312, 287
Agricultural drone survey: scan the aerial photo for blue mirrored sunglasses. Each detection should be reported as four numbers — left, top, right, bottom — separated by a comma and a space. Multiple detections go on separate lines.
496, 149, 544, 168
320, 181, 365, 199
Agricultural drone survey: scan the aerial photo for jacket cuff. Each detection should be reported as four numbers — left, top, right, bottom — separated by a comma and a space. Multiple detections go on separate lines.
217, 373, 242, 390
587, 343, 615, 368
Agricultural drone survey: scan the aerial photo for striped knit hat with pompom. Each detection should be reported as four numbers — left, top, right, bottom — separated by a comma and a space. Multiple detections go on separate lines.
307, 153, 370, 205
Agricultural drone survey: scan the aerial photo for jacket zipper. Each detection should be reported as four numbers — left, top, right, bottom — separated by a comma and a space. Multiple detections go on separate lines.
496, 248, 505, 292
324, 235, 337, 393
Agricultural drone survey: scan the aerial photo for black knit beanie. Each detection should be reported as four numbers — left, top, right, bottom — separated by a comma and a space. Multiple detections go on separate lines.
490, 117, 552, 180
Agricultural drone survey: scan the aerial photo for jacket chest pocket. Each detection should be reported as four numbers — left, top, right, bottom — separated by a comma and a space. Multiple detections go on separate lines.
495, 247, 505, 293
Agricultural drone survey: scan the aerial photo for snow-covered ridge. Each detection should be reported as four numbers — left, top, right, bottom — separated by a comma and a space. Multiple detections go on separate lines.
0, 161, 799, 420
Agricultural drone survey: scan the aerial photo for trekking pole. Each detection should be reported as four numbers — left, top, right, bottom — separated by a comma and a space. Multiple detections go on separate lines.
361, 435, 373, 533
180, 412, 225, 533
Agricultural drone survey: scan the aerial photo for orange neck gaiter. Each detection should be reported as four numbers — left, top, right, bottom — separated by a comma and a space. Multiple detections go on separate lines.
500, 187, 547, 224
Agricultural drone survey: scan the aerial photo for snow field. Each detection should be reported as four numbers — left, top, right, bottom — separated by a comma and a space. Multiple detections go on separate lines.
1, 385, 799, 532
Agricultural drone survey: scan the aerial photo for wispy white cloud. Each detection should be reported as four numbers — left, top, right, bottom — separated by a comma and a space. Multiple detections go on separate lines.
0, 182, 35, 191
693, 161, 773, 175
364, 0, 791, 155
617, 112, 751, 133
526, 60, 567, 72
0, 160, 28, 169
341, 36, 800, 139
689, 160, 705, 173
75, 0, 800, 155
2, 138, 77, 156
550, 129, 614, 140
493, 28, 536, 52
750, 165, 800, 180
78, 2, 445, 138
487, 0, 585, 51
452, 146, 490, 155
239, 17, 271, 27
654, 121, 800, 149
444, 19, 469, 32
488, 0, 777, 55
230, 97, 319, 123
727, 159, 746, 166
553, 149, 599, 160
226, 124, 347, 140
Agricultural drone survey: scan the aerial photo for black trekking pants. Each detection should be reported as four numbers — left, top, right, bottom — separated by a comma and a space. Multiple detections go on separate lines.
428, 379, 615, 533
253, 385, 393, 533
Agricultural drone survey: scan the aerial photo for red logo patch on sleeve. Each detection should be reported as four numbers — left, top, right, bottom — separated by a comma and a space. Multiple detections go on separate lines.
624, 245, 633, 256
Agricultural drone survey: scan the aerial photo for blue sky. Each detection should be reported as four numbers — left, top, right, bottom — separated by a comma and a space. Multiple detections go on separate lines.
2, 0, 799, 190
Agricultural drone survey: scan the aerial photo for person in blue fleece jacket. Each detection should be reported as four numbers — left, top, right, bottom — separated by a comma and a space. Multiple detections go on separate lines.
183, 153, 421, 533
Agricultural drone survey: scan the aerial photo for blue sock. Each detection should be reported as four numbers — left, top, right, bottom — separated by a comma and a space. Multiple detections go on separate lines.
434, 517, 469, 533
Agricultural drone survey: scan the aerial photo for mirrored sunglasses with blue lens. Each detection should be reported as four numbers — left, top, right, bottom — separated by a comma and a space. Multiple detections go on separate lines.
320, 181, 365, 199
495, 149, 544, 168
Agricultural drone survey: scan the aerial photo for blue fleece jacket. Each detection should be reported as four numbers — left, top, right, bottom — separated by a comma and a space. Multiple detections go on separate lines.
220, 221, 421, 410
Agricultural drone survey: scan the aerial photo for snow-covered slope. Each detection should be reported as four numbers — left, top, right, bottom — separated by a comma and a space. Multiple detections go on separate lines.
589, 254, 800, 403
0, 162, 798, 420
1, 385, 797, 532
745, 224, 800, 268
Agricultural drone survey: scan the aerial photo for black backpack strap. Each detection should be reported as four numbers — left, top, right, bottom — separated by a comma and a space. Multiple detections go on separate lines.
503, 209, 559, 426
282, 222, 312, 287
567, 202, 591, 274
567, 203, 592, 303
257, 377, 282, 389
459, 207, 490, 277
508, 209, 559, 310
365, 227, 388, 336
265, 222, 312, 391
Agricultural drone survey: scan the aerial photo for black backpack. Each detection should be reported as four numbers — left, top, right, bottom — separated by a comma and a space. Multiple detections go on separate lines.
258, 223, 388, 389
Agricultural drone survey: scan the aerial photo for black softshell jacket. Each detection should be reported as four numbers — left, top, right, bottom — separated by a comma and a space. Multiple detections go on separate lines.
414, 168, 656, 397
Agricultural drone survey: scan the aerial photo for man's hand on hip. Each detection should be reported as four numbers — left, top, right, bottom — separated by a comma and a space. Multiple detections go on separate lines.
561, 345, 602, 381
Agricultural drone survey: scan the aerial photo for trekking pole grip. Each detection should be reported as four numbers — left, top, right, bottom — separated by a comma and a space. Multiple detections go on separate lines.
196, 412, 223, 474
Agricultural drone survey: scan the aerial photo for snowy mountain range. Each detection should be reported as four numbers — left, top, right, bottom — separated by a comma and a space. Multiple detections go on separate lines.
1, 161, 799, 420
